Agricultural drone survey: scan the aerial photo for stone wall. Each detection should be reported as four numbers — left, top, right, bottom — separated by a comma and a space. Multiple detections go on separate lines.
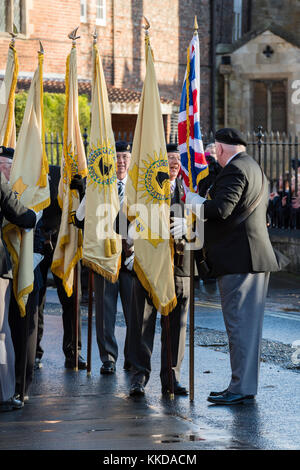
0, 0, 212, 129
221, 30, 300, 134
251, 0, 300, 40
269, 228, 300, 275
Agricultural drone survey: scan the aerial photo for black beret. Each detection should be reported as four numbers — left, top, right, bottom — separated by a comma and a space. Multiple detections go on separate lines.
215, 128, 247, 147
0, 146, 14, 159
166, 143, 179, 153
115, 141, 131, 152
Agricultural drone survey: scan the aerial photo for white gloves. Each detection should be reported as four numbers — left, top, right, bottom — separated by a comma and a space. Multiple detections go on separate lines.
124, 252, 134, 271
185, 192, 206, 215
76, 194, 86, 221
127, 221, 136, 246
170, 217, 187, 239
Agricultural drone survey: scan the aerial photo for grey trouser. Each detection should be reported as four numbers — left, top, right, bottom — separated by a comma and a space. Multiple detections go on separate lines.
94, 270, 133, 364
218, 272, 270, 396
0, 278, 15, 402
129, 275, 190, 387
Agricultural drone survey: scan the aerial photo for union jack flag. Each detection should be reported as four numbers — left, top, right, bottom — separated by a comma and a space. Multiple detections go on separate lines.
178, 33, 208, 198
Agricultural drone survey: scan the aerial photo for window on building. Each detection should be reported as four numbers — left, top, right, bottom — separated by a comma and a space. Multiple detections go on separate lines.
80, 0, 87, 23
252, 80, 287, 133
96, 0, 106, 26
232, 0, 242, 42
13, 0, 22, 32
0, 2, 7, 32
0, 0, 25, 34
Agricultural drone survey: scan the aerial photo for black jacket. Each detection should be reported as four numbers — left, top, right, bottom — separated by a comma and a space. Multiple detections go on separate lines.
0, 172, 36, 278
203, 152, 279, 278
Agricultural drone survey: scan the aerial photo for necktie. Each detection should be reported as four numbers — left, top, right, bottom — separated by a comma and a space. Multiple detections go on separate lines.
118, 181, 125, 204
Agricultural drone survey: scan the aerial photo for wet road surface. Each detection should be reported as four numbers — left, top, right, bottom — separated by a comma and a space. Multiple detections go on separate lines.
0, 272, 299, 451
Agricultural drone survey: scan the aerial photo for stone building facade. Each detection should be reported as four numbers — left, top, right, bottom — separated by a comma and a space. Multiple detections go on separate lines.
0, 0, 213, 139
216, 0, 300, 134
1, 1, 299, 139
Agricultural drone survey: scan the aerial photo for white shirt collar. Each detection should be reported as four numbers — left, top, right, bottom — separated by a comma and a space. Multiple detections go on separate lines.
226, 152, 241, 166
117, 175, 127, 184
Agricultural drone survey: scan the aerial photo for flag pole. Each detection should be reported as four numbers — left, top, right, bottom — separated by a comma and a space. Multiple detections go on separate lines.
189, 248, 195, 401
164, 314, 174, 400
188, 16, 199, 402
73, 263, 79, 371
19, 307, 30, 402
87, 269, 94, 376
142, 16, 174, 400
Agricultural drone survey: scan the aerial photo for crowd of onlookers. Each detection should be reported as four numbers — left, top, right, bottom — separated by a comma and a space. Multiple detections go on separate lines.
268, 170, 300, 230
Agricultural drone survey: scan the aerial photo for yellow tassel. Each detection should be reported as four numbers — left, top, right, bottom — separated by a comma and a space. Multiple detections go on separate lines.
110, 238, 117, 254
105, 238, 112, 257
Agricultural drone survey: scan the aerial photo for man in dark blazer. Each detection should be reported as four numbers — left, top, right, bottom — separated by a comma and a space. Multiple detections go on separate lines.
128, 143, 190, 397
0, 146, 37, 411
74, 141, 134, 375
187, 128, 279, 405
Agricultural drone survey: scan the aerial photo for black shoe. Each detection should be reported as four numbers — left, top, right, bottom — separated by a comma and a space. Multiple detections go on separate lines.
162, 382, 188, 396
100, 361, 116, 375
64, 354, 87, 370
123, 360, 131, 371
0, 396, 24, 412
207, 391, 255, 405
209, 388, 228, 397
14, 393, 29, 402
129, 383, 145, 397
34, 358, 43, 370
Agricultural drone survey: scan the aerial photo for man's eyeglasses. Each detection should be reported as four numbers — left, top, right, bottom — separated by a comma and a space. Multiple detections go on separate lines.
116, 153, 131, 160
167, 154, 181, 161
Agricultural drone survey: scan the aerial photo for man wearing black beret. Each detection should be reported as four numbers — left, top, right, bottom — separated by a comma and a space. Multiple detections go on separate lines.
187, 128, 280, 405
73, 140, 134, 375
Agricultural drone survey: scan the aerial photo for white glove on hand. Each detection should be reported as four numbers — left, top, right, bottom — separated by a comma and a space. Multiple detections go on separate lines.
185, 192, 206, 215
127, 221, 140, 245
170, 217, 187, 239
124, 252, 134, 271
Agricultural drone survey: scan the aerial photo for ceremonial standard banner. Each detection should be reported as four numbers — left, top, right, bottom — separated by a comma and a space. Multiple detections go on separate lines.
125, 31, 176, 315
0, 40, 18, 148
82, 38, 121, 282
3, 50, 50, 316
178, 31, 208, 196
51, 43, 87, 297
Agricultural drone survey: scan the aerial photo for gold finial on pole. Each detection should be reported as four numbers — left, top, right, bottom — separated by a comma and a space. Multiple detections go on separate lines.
9, 23, 18, 45
68, 26, 80, 45
38, 40, 44, 55
194, 15, 199, 35
92, 27, 98, 45
143, 16, 150, 36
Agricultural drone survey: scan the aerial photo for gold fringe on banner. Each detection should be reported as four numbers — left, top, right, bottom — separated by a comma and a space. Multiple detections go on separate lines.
82, 256, 121, 284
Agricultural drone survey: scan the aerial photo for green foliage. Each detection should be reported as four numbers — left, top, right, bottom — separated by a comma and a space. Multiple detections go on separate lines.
15, 91, 27, 136
15, 91, 91, 137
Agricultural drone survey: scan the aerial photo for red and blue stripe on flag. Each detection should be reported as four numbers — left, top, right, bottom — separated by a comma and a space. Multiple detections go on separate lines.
178, 33, 208, 197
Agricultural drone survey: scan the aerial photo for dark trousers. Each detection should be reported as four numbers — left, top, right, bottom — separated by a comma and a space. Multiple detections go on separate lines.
129, 275, 190, 387
36, 248, 82, 360
9, 269, 40, 396
94, 270, 133, 365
